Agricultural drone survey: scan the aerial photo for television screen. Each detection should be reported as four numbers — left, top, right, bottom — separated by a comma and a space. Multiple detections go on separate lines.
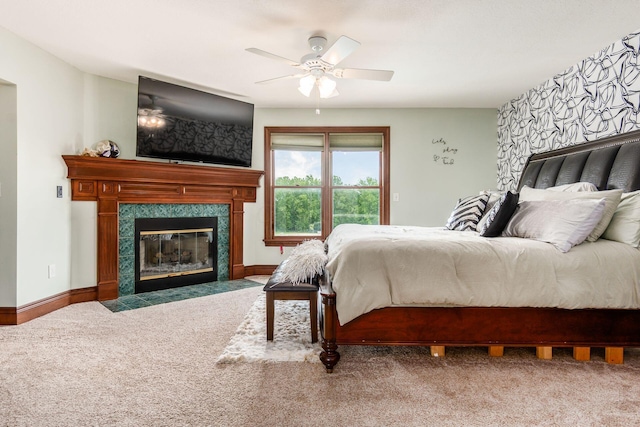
136, 76, 254, 167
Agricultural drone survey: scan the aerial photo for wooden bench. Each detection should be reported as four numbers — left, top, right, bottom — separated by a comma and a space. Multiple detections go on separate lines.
263, 264, 319, 343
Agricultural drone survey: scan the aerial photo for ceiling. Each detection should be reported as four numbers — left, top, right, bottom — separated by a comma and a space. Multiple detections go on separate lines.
1, 0, 640, 109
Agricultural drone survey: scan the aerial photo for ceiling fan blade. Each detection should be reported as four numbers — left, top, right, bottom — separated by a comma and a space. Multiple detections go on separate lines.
245, 48, 300, 67
255, 73, 308, 85
321, 35, 360, 65
332, 68, 394, 81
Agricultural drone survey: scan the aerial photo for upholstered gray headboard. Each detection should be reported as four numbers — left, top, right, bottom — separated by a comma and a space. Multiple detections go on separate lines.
518, 129, 640, 193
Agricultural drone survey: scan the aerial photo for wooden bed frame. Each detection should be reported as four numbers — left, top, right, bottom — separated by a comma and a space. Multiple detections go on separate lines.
319, 129, 640, 373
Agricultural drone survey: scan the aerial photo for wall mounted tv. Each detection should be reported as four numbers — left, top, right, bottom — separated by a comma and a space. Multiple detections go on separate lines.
136, 76, 254, 167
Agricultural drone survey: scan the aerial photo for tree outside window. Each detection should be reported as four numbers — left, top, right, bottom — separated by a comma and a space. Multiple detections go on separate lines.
264, 127, 390, 246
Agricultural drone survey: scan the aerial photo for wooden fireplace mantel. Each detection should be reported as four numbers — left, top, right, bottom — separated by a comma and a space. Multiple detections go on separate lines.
63, 155, 264, 300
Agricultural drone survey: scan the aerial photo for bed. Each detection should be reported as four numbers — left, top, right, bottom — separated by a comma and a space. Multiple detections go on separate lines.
319, 129, 640, 373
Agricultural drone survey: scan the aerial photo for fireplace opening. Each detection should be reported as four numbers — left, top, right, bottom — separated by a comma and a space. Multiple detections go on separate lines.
135, 217, 218, 293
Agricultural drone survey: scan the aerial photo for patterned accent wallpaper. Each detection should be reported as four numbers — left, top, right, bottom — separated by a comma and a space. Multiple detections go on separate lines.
497, 30, 640, 191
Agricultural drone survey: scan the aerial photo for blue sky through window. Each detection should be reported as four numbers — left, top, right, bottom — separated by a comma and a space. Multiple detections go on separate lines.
275, 151, 378, 185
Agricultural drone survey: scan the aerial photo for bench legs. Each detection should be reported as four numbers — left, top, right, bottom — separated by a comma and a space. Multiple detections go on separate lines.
266, 292, 275, 341
310, 292, 318, 343
266, 290, 318, 343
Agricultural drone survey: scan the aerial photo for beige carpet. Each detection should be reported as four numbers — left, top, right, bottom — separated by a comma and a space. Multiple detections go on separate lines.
1, 283, 640, 426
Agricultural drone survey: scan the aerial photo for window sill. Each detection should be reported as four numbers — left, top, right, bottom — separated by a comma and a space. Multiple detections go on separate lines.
264, 236, 324, 247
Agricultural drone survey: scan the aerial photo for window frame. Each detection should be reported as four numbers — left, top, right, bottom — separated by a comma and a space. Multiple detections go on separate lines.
264, 126, 390, 246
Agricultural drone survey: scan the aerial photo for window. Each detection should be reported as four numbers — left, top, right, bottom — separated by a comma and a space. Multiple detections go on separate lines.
264, 127, 390, 246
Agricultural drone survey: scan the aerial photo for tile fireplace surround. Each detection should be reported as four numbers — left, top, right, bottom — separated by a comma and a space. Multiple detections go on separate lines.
119, 203, 229, 296
63, 155, 263, 301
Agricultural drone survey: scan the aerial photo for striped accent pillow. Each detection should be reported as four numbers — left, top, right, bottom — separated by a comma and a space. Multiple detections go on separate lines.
445, 194, 490, 231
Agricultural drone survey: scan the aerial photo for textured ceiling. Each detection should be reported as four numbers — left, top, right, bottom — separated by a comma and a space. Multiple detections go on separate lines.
1, 0, 639, 109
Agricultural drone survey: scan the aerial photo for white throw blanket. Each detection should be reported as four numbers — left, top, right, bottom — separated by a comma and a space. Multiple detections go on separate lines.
325, 224, 640, 325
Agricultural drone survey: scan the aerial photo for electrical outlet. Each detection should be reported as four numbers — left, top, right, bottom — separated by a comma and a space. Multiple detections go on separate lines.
56, 186, 63, 198
48, 264, 56, 279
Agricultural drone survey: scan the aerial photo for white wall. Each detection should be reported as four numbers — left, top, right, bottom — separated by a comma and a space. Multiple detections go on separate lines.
0, 81, 17, 306
245, 108, 497, 266
69, 75, 138, 290
83, 74, 138, 157
0, 26, 497, 305
0, 26, 84, 306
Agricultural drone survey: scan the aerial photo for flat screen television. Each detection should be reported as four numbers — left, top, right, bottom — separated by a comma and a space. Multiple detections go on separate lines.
136, 76, 254, 167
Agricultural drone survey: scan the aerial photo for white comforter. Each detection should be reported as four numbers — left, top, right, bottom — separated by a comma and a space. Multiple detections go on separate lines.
325, 224, 640, 325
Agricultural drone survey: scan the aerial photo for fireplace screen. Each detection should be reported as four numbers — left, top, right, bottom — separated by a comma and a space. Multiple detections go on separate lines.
139, 228, 213, 280
135, 217, 218, 293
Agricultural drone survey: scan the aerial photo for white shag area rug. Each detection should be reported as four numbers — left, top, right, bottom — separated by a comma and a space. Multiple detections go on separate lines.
216, 293, 321, 363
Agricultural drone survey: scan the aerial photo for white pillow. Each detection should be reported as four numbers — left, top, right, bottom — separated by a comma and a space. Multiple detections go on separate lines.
518, 186, 622, 241
503, 199, 606, 252
601, 190, 640, 247
547, 182, 598, 192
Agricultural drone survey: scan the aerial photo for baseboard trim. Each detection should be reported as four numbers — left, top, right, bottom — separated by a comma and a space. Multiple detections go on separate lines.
0, 286, 98, 326
0, 307, 17, 325
0, 265, 276, 325
244, 265, 278, 276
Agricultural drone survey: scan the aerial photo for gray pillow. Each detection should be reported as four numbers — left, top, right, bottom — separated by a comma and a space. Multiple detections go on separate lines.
518, 186, 622, 241
502, 199, 606, 252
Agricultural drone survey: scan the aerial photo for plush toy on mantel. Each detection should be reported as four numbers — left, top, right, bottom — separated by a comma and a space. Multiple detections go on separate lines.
79, 140, 120, 158
95, 140, 120, 158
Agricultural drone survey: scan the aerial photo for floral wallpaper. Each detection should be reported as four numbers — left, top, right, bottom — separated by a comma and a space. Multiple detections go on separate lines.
497, 30, 640, 190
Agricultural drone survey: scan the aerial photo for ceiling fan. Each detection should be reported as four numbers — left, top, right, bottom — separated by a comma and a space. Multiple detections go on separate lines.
137, 94, 166, 128
246, 35, 394, 99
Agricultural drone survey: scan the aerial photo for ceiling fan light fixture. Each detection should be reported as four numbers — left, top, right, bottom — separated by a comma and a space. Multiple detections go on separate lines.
318, 76, 338, 98
137, 112, 166, 128
248, 33, 394, 101
298, 74, 315, 97
138, 95, 166, 128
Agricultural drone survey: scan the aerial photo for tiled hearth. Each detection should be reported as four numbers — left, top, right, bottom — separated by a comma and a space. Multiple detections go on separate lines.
101, 278, 261, 312
118, 203, 230, 296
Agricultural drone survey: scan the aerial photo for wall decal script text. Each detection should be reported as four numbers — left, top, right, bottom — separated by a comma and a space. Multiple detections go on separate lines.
432, 138, 458, 166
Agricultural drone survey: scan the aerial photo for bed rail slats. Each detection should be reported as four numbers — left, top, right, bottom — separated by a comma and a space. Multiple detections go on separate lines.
536, 346, 553, 360
488, 346, 504, 357
430, 346, 445, 357
605, 347, 624, 364
573, 346, 591, 361
427, 345, 620, 364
